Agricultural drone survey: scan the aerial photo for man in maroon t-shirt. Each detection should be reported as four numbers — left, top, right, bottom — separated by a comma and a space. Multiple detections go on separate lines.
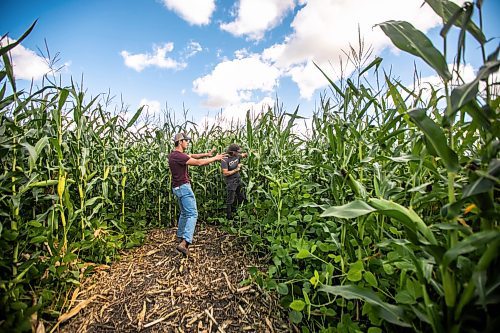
168, 132, 226, 256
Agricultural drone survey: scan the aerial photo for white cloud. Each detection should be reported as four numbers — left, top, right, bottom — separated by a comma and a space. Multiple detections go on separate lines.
193, 55, 280, 108
0, 37, 52, 80
184, 41, 202, 59
198, 97, 274, 130
121, 43, 186, 72
234, 48, 250, 59
407, 63, 476, 104
118, 99, 164, 134
194, 0, 470, 110
220, 0, 296, 41
161, 0, 215, 25
262, 0, 467, 99
286, 60, 353, 99
139, 98, 162, 115
197, 96, 314, 139
422, 63, 475, 87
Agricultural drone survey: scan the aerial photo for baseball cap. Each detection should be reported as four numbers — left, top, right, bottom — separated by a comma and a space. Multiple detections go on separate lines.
173, 132, 191, 143
227, 143, 241, 153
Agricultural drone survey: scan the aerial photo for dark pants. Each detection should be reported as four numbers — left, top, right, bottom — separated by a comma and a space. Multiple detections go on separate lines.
226, 178, 246, 219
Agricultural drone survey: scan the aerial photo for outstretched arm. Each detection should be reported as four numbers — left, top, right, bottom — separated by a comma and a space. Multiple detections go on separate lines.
187, 152, 226, 166
189, 148, 216, 159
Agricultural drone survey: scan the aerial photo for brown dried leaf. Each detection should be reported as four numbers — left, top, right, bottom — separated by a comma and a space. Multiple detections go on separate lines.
57, 295, 97, 324
137, 300, 147, 329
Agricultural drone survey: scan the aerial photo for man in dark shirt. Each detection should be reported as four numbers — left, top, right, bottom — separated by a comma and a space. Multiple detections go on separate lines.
221, 143, 248, 220
168, 132, 226, 256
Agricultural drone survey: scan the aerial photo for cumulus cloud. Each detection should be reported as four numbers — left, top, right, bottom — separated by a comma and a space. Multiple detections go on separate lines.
161, 0, 215, 25
234, 48, 250, 59
0, 37, 53, 80
198, 97, 275, 130
120, 43, 186, 72
422, 63, 476, 88
220, 0, 296, 41
183, 41, 202, 59
263, 0, 467, 98
406, 63, 476, 104
196, 0, 470, 109
414, 63, 499, 102
139, 98, 162, 115
193, 55, 280, 108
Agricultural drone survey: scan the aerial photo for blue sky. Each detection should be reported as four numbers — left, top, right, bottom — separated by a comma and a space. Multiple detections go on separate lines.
1, 0, 498, 128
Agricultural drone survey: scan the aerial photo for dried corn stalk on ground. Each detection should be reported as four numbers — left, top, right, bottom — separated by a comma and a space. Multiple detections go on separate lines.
60, 226, 293, 332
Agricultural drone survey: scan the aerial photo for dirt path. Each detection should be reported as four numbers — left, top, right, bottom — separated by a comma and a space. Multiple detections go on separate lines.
59, 226, 293, 332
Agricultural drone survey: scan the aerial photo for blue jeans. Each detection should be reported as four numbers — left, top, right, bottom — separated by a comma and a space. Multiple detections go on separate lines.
172, 183, 198, 244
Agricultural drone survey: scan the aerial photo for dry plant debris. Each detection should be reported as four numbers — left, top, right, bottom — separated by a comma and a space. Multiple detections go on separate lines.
59, 226, 293, 332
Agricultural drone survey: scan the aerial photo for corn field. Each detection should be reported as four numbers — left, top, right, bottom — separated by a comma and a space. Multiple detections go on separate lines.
1, 1, 499, 332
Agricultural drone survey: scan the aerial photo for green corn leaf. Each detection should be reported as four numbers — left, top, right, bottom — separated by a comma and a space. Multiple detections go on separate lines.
85, 196, 103, 208
321, 200, 375, 219
462, 159, 499, 198
450, 57, 500, 114
408, 108, 459, 173
313, 61, 345, 98
35, 136, 49, 157
369, 198, 437, 245
20, 142, 37, 170
378, 20, 451, 81
474, 270, 487, 308
2, 54, 15, 92
0, 20, 38, 57
57, 89, 69, 112
442, 231, 500, 267
359, 56, 383, 77
320, 285, 411, 327
461, 101, 491, 132
125, 105, 145, 130
425, 0, 486, 44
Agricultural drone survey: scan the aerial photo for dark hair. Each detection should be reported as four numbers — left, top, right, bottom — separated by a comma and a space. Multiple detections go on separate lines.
227, 143, 240, 153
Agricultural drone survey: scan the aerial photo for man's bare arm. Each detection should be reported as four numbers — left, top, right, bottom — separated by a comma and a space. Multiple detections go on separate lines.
186, 152, 226, 166
222, 166, 240, 177
189, 148, 216, 159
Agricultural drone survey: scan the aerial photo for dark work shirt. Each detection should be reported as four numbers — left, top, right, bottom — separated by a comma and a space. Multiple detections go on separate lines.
168, 151, 190, 188
221, 156, 240, 182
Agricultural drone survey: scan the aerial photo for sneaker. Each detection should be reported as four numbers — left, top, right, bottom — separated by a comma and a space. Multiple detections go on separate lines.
176, 240, 189, 256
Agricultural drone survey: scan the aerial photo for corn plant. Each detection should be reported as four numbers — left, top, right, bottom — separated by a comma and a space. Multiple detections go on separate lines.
315, 1, 499, 332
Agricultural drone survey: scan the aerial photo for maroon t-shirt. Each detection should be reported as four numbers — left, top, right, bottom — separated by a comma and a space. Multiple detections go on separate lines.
168, 151, 190, 188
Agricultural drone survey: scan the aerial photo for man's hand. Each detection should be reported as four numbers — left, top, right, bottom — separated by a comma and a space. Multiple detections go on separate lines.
207, 148, 217, 157
214, 153, 227, 161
